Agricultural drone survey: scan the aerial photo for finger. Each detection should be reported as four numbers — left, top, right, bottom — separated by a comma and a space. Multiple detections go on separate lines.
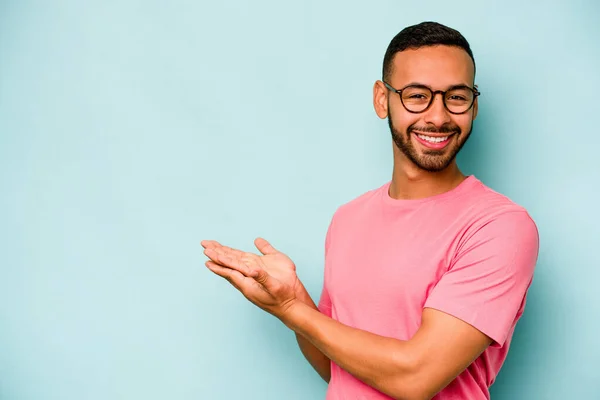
204, 248, 255, 277
213, 246, 262, 272
210, 246, 247, 267
206, 261, 272, 303
205, 261, 244, 286
254, 237, 278, 255
202, 240, 247, 260
201, 240, 225, 249
240, 254, 262, 278
253, 267, 279, 293
220, 245, 246, 259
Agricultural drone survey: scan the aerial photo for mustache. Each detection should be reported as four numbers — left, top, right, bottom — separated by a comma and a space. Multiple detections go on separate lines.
408, 124, 461, 134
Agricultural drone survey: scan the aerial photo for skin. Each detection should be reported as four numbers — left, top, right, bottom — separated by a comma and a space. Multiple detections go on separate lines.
378, 45, 478, 200
202, 45, 491, 400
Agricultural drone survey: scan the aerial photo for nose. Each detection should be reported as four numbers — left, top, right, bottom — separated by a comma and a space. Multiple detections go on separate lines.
423, 93, 451, 127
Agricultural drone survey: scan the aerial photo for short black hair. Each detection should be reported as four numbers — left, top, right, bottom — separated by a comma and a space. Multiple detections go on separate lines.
382, 21, 475, 82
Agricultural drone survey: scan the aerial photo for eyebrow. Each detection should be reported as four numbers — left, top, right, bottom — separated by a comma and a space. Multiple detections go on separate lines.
404, 82, 473, 90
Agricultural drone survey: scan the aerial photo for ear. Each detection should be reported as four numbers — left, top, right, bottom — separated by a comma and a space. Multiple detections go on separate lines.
373, 80, 389, 119
472, 85, 479, 120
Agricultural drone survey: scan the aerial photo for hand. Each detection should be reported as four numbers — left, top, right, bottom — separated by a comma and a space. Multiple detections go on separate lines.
201, 237, 300, 318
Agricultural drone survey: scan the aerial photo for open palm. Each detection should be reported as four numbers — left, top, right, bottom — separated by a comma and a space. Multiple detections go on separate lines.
201, 238, 302, 301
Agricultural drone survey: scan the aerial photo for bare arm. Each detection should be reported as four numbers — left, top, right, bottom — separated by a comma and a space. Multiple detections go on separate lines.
203, 213, 537, 399
294, 282, 331, 382
202, 240, 490, 398
282, 304, 492, 400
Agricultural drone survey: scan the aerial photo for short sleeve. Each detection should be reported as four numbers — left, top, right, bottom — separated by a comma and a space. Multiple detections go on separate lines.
317, 216, 335, 317
424, 211, 539, 346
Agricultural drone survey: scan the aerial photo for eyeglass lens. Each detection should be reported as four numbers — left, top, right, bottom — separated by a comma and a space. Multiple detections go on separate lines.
401, 86, 474, 113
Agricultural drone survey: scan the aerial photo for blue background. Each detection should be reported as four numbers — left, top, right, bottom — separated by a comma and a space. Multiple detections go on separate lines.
1, 1, 598, 399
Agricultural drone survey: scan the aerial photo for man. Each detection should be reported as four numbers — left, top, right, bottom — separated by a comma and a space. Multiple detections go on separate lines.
202, 21, 539, 400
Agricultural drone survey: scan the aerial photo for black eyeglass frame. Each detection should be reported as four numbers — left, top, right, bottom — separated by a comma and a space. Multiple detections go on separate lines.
382, 81, 481, 115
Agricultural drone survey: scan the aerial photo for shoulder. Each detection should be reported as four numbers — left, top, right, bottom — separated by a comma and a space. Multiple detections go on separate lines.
454, 178, 539, 263
329, 181, 388, 224
460, 178, 538, 234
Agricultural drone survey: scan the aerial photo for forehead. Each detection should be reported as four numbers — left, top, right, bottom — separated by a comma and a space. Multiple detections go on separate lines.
389, 45, 475, 88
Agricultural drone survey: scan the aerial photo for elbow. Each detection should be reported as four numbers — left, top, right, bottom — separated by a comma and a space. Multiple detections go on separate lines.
389, 382, 433, 400
394, 390, 431, 400
319, 370, 331, 384
387, 354, 433, 400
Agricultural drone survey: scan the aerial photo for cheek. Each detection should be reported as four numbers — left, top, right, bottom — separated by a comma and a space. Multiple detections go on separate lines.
390, 108, 421, 133
454, 115, 473, 133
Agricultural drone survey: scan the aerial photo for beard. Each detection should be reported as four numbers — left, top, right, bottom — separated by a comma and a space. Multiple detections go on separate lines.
388, 108, 473, 173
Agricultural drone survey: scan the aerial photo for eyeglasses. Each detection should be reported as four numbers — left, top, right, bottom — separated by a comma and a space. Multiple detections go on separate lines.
383, 81, 480, 115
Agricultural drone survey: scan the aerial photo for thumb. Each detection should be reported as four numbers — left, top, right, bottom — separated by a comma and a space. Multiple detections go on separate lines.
254, 237, 278, 255
253, 267, 278, 293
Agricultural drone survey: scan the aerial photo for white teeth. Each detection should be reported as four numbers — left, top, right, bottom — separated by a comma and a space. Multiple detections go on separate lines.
417, 134, 449, 143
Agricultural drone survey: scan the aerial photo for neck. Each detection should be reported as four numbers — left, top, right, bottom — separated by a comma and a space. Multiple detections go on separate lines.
389, 153, 467, 200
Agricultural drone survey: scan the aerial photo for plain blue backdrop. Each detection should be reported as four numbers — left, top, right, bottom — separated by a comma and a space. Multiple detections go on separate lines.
1, 1, 598, 399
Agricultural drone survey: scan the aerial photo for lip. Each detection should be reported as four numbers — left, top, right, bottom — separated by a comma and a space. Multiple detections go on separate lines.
412, 131, 455, 150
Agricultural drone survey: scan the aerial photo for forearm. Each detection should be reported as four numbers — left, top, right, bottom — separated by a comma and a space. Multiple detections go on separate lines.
282, 302, 418, 399
296, 332, 331, 382
294, 283, 331, 382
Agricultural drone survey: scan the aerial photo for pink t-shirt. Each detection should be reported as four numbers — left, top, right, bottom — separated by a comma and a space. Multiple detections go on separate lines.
318, 175, 539, 399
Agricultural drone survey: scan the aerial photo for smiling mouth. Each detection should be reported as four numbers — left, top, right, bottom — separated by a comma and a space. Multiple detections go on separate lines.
412, 131, 456, 149
415, 133, 452, 143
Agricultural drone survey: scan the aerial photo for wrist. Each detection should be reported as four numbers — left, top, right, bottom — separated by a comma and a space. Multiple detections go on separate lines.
278, 298, 307, 331
294, 280, 313, 304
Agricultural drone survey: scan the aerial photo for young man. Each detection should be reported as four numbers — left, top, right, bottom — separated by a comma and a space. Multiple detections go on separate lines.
202, 21, 539, 400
